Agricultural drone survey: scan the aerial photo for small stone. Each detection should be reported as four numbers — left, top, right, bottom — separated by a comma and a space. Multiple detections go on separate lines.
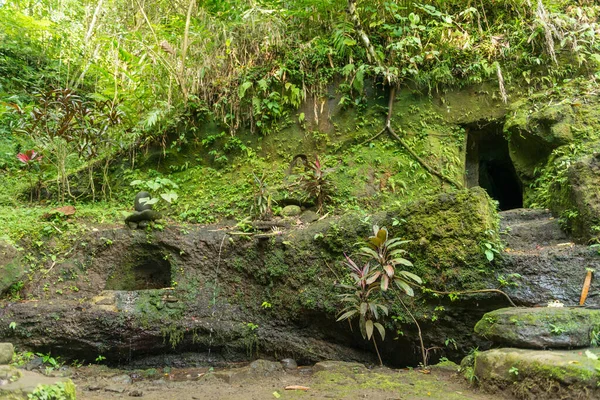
111, 374, 133, 385
249, 359, 284, 375
105, 385, 126, 393
0, 343, 14, 365
128, 389, 143, 397
281, 205, 302, 217
299, 211, 319, 224
24, 356, 43, 371
280, 358, 297, 370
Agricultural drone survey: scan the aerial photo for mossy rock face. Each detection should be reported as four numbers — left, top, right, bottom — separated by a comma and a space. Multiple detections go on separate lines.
0, 240, 23, 295
474, 348, 600, 399
505, 97, 574, 181
392, 187, 499, 288
548, 152, 600, 242
474, 307, 600, 349
281, 205, 301, 217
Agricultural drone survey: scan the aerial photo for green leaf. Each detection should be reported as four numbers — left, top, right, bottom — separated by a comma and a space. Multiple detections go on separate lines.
391, 258, 413, 267
485, 249, 494, 261
383, 264, 395, 278
130, 180, 143, 186
366, 271, 380, 285
395, 279, 415, 296
336, 310, 358, 322
360, 302, 368, 316
374, 322, 385, 340
139, 197, 159, 205
359, 247, 379, 259
239, 81, 253, 99
376, 228, 388, 243
160, 192, 178, 203
365, 319, 374, 340
381, 274, 389, 291
398, 270, 422, 284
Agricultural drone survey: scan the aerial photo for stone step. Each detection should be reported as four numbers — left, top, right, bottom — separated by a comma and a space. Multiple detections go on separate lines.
498, 245, 600, 307
499, 208, 554, 224
474, 307, 600, 349
471, 347, 600, 399
500, 208, 569, 250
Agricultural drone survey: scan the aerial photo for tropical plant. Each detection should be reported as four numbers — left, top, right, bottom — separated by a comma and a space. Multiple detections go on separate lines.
130, 177, 179, 206
359, 226, 422, 294
16, 149, 43, 201
337, 225, 421, 366
337, 254, 388, 365
251, 172, 273, 220
300, 155, 334, 214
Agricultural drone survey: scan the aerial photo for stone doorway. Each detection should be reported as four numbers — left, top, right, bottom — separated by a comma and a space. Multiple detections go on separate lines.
465, 122, 523, 210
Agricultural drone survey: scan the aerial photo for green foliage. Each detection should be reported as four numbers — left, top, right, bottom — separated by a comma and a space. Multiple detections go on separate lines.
337, 225, 421, 364
130, 178, 179, 205
359, 226, 422, 295
337, 255, 388, 342
251, 172, 273, 219
299, 155, 334, 213
28, 380, 76, 400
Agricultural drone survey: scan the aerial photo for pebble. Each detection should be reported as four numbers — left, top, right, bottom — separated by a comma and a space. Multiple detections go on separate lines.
280, 358, 297, 370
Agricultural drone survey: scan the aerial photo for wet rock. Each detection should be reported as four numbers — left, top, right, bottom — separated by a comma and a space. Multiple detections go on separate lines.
125, 210, 162, 229
249, 359, 283, 375
280, 358, 297, 370
313, 361, 367, 374
214, 360, 283, 383
281, 205, 301, 217
0, 371, 71, 398
24, 357, 43, 371
105, 384, 126, 393
111, 374, 132, 385
474, 348, 600, 398
474, 307, 600, 349
299, 210, 319, 224
0, 343, 14, 365
0, 365, 20, 380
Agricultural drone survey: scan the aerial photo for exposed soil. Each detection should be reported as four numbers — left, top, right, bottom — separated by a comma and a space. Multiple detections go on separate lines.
69, 364, 506, 400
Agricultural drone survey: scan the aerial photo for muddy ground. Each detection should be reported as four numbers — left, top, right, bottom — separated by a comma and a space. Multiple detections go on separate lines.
67, 362, 508, 400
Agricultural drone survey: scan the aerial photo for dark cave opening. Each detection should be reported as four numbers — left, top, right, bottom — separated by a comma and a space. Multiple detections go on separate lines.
465, 122, 523, 211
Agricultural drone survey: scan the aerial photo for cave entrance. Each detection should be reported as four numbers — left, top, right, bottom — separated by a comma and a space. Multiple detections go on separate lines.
105, 250, 172, 291
465, 122, 523, 211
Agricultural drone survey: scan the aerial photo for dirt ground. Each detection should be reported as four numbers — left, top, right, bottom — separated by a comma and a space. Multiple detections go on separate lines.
70, 363, 507, 400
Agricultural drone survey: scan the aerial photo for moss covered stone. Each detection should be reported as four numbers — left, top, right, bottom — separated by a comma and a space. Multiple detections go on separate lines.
505, 97, 574, 181
548, 151, 600, 242
0, 240, 23, 295
474, 307, 600, 349
474, 348, 600, 399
